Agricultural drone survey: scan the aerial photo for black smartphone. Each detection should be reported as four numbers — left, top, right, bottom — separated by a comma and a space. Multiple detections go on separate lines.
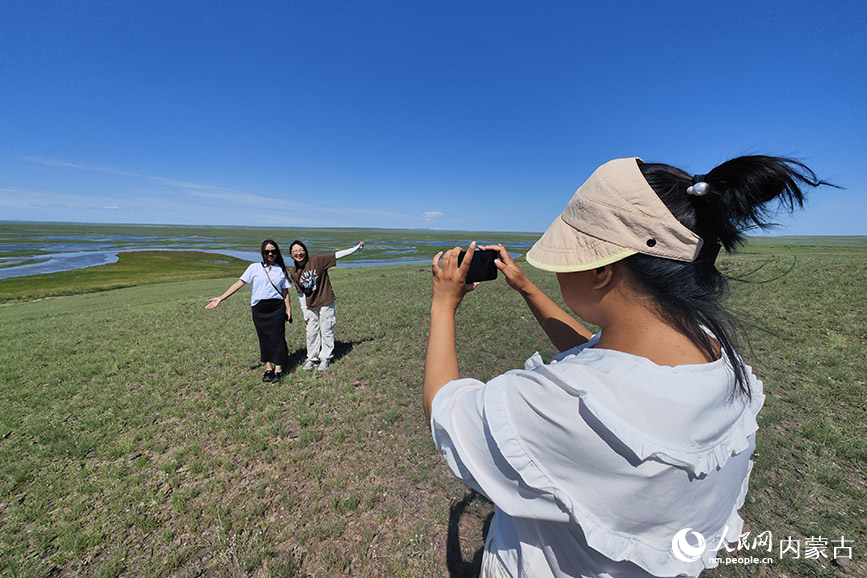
458, 249, 498, 283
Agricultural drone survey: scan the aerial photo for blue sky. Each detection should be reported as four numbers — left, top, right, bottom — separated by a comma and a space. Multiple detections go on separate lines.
1, 1, 865, 234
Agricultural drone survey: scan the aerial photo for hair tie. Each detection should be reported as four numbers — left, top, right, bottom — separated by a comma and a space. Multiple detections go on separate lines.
687, 174, 709, 196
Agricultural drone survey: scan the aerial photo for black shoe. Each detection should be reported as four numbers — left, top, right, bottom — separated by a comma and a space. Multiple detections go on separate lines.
262, 370, 275, 382
272, 371, 283, 383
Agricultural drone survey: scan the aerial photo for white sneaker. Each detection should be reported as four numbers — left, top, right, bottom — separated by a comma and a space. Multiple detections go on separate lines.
317, 359, 331, 372
303, 360, 317, 371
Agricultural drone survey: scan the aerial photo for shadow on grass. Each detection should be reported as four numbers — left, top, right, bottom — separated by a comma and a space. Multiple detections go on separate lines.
447, 490, 494, 578
285, 348, 309, 371
283, 337, 375, 371
331, 338, 366, 364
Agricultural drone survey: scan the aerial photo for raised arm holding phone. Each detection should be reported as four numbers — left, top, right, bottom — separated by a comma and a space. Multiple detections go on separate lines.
424, 156, 830, 577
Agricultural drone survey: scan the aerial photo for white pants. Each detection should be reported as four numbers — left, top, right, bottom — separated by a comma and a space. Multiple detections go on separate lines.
304, 302, 336, 362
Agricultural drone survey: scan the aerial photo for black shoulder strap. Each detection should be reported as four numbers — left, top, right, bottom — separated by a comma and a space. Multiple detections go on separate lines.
262, 264, 282, 296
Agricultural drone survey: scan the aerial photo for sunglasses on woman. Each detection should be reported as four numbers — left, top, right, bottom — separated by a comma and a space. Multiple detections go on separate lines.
263, 250, 277, 255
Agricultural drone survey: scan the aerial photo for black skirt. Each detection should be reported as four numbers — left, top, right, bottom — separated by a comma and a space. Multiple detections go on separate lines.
251, 299, 289, 366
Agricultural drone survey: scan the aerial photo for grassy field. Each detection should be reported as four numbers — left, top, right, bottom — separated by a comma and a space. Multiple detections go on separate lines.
0, 238, 864, 577
0, 252, 248, 303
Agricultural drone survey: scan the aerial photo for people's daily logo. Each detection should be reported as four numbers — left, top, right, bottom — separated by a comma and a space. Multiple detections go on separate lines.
670, 527, 853, 568
672, 528, 707, 563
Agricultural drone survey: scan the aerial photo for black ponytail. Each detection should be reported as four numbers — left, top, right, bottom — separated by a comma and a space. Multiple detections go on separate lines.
625, 156, 833, 398
696, 156, 829, 251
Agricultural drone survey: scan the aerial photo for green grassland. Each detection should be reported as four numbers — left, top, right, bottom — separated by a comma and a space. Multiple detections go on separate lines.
0, 238, 864, 577
0, 252, 248, 303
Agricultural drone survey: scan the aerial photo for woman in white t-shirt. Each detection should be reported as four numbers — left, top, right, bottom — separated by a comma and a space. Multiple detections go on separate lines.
424, 156, 830, 577
206, 240, 293, 383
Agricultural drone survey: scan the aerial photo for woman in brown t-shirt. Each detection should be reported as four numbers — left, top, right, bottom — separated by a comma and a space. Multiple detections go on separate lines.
289, 240, 365, 371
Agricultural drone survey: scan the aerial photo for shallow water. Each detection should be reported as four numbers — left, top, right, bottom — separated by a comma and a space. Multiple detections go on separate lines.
0, 223, 538, 279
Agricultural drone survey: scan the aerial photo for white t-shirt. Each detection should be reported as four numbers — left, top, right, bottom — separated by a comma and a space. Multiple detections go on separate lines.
240, 262, 288, 306
430, 334, 764, 578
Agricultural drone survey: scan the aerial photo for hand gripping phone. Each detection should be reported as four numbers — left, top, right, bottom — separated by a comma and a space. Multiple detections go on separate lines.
457, 249, 499, 283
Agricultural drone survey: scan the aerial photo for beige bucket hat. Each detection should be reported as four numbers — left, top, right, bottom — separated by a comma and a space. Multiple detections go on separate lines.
526, 157, 704, 272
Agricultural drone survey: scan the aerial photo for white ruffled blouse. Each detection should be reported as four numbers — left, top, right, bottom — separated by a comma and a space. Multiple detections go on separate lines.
430, 334, 764, 578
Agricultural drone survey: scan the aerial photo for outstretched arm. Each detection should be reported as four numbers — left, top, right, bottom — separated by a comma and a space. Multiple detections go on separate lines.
205, 279, 246, 309
484, 245, 592, 351
424, 243, 478, 422
335, 241, 365, 259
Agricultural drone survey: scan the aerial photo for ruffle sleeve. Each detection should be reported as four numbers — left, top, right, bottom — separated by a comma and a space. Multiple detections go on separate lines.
524, 349, 765, 477
430, 378, 573, 523
432, 341, 763, 577
488, 359, 760, 576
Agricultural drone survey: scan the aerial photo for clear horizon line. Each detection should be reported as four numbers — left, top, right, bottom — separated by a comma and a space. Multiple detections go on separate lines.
2, 219, 866, 239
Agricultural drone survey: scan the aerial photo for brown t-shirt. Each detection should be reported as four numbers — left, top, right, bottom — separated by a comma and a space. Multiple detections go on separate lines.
290, 253, 338, 309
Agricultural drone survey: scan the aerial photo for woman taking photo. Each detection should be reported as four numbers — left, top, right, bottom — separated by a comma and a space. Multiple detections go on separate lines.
425, 156, 829, 577
206, 240, 293, 383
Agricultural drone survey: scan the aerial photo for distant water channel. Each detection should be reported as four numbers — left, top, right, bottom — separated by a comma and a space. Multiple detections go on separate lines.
0, 222, 539, 280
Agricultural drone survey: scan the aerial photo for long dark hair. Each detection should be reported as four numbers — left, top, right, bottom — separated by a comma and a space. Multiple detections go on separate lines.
626, 156, 833, 398
260, 239, 288, 277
